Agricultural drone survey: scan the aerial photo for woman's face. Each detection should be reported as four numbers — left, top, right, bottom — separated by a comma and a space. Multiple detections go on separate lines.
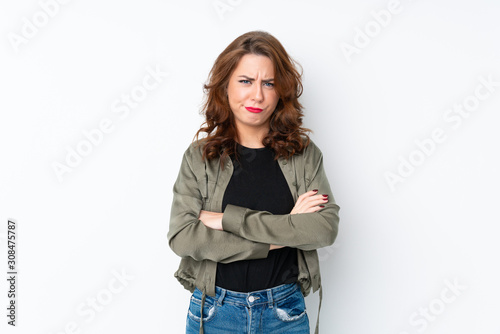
226, 54, 280, 134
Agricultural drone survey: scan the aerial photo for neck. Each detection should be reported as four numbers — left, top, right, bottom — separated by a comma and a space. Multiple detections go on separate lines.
235, 124, 268, 148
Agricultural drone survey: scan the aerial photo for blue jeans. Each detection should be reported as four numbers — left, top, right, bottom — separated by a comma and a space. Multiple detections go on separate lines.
186, 282, 310, 334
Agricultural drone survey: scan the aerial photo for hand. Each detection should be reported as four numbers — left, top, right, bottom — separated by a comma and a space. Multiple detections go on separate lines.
198, 210, 223, 231
271, 190, 328, 251
290, 189, 328, 215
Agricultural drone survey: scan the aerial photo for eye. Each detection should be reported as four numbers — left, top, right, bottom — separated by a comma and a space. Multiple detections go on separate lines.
264, 82, 274, 87
239, 80, 251, 84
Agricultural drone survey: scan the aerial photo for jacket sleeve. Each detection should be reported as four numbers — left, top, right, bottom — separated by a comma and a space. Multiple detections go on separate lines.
167, 146, 271, 264
221, 141, 340, 251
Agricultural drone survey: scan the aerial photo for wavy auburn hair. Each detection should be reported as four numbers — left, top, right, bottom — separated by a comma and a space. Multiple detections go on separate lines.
194, 30, 310, 167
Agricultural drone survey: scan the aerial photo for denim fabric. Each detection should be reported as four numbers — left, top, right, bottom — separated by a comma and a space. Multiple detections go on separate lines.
186, 282, 310, 334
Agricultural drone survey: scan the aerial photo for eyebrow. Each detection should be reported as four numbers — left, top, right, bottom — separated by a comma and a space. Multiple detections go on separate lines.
238, 75, 274, 83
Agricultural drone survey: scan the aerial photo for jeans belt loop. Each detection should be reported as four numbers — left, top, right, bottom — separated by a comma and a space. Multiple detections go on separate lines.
217, 288, 226, 306
267, 288, 274, 309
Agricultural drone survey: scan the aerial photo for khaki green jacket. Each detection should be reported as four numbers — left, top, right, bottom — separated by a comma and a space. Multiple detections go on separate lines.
167, 138, 340, 334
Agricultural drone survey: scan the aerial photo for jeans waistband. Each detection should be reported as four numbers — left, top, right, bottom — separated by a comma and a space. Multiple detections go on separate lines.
193, 282, 299, 308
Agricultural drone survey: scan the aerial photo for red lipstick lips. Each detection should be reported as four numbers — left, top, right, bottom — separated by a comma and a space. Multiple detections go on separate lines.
245, 106, 263, 113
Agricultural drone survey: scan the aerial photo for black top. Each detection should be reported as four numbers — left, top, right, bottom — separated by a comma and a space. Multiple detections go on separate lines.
215, 143, 298, 292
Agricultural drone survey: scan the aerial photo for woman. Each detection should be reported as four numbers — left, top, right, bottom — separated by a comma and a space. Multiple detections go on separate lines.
168, 31, 340, 334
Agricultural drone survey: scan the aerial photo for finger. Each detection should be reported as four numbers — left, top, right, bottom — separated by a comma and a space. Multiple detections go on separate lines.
299, 189, 319, 199
300, 198, 328, 212
305, 205, 325, 213
296, 192, 309, 204
292, 191, 324, 214
295, 192, 318, 207
302, 194, 329, 206
306, 189, 319, 197
305, 193, 328, 200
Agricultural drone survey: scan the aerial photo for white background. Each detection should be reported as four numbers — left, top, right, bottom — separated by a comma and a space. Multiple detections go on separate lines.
1, 0, 500, 333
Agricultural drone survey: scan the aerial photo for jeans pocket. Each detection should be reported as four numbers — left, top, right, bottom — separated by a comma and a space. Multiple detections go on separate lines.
187, 293, 218, 323
273, 288, 307, 322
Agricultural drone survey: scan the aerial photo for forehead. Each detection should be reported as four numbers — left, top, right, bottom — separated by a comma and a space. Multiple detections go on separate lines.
233, 54, 275, 75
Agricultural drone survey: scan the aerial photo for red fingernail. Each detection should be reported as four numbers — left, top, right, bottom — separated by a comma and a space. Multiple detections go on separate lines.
322, 194, 328, 197
312, 189, 318, 192
319, 205, 325, 208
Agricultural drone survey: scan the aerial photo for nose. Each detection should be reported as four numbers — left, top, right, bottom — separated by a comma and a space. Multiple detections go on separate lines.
252, 82, 263, 102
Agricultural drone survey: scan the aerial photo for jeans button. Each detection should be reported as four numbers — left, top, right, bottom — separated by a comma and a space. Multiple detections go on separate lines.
248, 296, 255, 302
